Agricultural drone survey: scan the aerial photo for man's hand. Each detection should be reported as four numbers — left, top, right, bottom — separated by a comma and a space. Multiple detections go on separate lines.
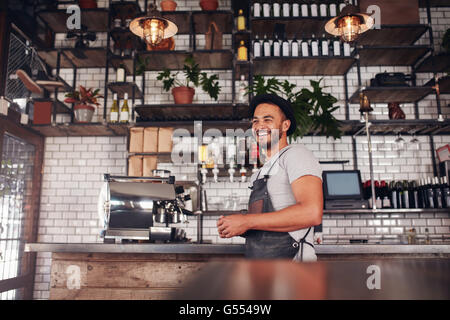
217, 214, 249, 238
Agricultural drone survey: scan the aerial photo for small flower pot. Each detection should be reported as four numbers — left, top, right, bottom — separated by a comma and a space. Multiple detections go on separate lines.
74, 104, 95, 122
78, 0, 97, 9
199, 0, 218, 11
161, 0, 177, 11
172, 86, 195, 104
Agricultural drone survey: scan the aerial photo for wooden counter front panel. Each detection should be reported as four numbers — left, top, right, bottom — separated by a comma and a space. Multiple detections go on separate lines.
49, 253, 242, 300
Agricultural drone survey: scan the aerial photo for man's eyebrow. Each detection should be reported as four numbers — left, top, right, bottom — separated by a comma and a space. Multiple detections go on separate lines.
252, 115, 274, 120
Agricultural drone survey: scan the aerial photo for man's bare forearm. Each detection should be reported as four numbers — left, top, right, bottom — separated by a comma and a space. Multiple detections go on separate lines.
245, 203, 322, 232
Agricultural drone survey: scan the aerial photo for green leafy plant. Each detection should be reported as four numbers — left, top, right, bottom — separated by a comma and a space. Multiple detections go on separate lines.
135, 55, 149, 76
247, 75, 342, 140
64, 85, 103, 107
156, 55, 221, 100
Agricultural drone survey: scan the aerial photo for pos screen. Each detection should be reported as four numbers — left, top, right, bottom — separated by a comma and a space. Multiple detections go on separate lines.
323, 170, 363, 200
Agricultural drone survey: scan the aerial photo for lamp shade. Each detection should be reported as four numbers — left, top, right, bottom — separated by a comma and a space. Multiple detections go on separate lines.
129, 4, 178, 46
325, 4, 374, 42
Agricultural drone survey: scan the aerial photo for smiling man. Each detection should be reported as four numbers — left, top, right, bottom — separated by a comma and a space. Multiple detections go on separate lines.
217, 94, 323, 261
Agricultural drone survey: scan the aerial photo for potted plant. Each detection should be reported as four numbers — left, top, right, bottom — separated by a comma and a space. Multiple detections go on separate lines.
157, 55, 220, 104
64, 85, 103, 123
247, 75, 342, 140
199, 0, 218, 11
161, 0, 177, 11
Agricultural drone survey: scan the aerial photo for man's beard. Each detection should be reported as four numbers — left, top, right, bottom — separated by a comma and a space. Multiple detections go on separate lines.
257, 128, 282, 151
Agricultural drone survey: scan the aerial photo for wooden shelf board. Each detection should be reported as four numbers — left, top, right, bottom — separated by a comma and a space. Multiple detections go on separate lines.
134, 119, 252, 133
109, 54, 134, 74
251, 17, 328, 39
358, 46, 431, 66
416, 53, 450, 73
109, 29, 146, 50
161, 11, 191, 34
192, 10, 234, 34
29, 123, 130, 137
347, 119, 450, 136
138, 50, 233, 71
37, 9, 109, 33
419, 0, 450, 7
253, 57, 355, 76
349, 86, 433, 104
135, 103, 250, 121
107, 82, 143, 99
110, 1, 142, 14
38, 48, 107, 69
357, 25, 428, 46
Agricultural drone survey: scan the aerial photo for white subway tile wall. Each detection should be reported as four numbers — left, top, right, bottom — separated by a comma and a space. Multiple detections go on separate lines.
33, 2, 450, 299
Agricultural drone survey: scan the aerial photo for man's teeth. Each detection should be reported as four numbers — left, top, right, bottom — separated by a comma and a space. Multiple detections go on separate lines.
258, 131, 269, 136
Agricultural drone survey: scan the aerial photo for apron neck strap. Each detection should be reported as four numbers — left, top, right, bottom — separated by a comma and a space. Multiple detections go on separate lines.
256, 146, 292, 180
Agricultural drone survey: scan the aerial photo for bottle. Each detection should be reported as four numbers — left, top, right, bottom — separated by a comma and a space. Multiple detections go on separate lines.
238, 40, 248, 61
253, 2, 261, 17
301, 37, 309, 57
395, 181, 403, 209
281, 37, 290, 57
375, 196, 382, 209
291, 36, 299, 57
333, 39, 341, 56
120, 93, 129, 123
319, 3, 328, 17
237, 9, 246, 31
329, 3, 337, 16
321, 35, 329, 56
434, 176, 443, 209
310, 3, 318, 17
237, 75, 247, 104
282, 2, 290, 17
442, 176, 450, 208
292, 3, 299, 17
424, 228, 431, 245
110, 93, 119, 123
263, 35, 271, 57
411, 180, 419, 209
301, 2, 309, 17
253, 35, 261, 57
272, 34, 281, 57
263, 1, 271, 17
343, 42, 351, 56
401, 180, 410, 209
116, 64, 126, 82
426, 177, 435, 208
389, 181, 398, 209
273, 1, 280, 17
417, 178, 425, 208
310, 34, 319, 56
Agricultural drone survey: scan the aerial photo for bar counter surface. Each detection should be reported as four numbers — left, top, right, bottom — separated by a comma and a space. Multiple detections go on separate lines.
25, 243, 450, 300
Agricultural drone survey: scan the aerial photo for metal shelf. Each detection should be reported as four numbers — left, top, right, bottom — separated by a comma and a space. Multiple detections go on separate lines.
37, 8, 109, 33
107, 82, 143, 99
37, 48, 107, 69
356, 24, 428, 46
137, 50, 234, 71
135, 103, 250, 121
416, 53, 450, 73
253, 56, 356, 76
357, 46, 431, 66
30, 122, 130, 137
251, 16, 329, 39
324, 208, 450, 214
419, 0, 450, 7
349, 86, 434, 104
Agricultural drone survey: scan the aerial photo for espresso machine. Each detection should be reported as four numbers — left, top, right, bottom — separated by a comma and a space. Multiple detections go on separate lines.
98, 174, 195, 243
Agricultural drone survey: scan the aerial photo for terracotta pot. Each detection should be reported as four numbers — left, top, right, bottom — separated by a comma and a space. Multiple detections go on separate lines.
172, 86, 195, 104
160, 0, 177, 11
74, 104, 95, 122
388, 102, 405, 120
199, 0, 218, 11
78, 0, 97, 9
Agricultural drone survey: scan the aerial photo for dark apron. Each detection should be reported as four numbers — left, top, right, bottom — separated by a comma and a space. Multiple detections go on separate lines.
243, 147, 314, 261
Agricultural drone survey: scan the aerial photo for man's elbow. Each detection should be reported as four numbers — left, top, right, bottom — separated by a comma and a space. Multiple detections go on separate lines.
311, 206, 323, 226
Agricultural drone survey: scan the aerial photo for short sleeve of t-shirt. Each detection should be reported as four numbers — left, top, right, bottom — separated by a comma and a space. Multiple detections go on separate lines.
281, 144, 322, 184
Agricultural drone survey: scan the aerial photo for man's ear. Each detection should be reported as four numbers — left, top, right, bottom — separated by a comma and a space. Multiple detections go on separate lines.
282, 119, 291, 133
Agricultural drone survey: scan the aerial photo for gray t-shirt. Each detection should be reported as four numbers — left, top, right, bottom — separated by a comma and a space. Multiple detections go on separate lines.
249, 144, 322, 261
